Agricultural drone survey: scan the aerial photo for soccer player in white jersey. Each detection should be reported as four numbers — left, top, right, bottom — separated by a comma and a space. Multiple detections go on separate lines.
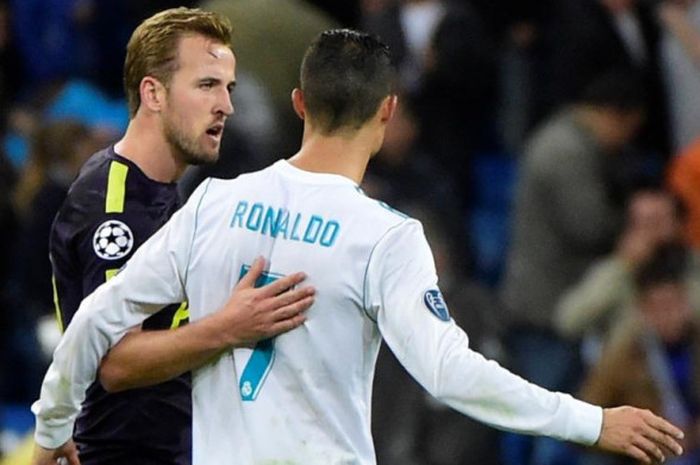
33, 29, 685, 465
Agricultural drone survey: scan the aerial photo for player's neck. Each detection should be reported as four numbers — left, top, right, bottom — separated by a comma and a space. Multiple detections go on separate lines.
114, 119, 186, 183
288, 126, 377, 184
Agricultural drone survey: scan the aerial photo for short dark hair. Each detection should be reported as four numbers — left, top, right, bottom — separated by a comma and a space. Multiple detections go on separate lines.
300, 29, 394, 134
635, 242, 688, 292
577, 68, 647, 113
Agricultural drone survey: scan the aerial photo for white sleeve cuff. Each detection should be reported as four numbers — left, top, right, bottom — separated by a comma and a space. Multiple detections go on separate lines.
558, 395, 603, 445
31, 400, 74, 449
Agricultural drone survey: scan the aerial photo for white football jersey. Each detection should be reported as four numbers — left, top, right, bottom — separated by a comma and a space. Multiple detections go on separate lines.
34, 160, 602, 464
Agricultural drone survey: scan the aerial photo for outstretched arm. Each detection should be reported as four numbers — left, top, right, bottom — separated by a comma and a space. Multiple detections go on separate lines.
99, 256, 314, 392
367, 220, 684, 464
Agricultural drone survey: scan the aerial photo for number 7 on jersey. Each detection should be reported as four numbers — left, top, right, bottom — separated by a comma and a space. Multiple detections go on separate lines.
237, 264, 283, 401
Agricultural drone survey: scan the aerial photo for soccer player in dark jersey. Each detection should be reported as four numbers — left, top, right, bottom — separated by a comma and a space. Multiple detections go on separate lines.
33, 8, 314, 465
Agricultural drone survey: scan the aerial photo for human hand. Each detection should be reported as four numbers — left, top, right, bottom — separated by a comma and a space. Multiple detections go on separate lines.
617, 227, 657, 267
597, 407, 684, 463
215, 257, 315, 347
32, 439, 80, 465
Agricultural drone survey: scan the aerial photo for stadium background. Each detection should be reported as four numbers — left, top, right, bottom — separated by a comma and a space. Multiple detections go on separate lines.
2, 0, 700, 464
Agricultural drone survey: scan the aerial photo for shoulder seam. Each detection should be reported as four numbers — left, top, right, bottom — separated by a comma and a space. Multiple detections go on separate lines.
184, 178, 213, 285
361, 218, 414, 323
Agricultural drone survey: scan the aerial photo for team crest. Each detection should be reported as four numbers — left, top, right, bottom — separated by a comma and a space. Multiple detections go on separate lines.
423, 289, 450, 322
93, 220, 134, 260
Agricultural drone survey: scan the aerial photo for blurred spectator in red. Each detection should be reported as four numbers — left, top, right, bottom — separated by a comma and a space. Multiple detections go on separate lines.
501, 69, 646, 465
581, 242, 700, 465
668, 137, 700, 248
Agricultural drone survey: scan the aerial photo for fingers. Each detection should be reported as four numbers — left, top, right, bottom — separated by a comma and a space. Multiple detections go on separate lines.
642, 412, 684, 456
236, 257, 266, 289
623, 444, 653, 464
269, 287, 315, 313
258, 272, 307, 297
267, 312, 307, 337
632, 434, 665, 463
66, 446, 81, 465
644, 411, 685, 442
272, 295, 315, 321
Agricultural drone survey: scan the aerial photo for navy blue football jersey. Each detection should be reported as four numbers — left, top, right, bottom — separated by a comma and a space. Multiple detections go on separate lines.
49, 146, 191, 465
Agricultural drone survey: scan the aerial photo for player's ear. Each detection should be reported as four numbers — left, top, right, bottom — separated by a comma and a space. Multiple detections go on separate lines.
291, 88, 306, 120
379, 94, 398, 124
140, 76, 167, 113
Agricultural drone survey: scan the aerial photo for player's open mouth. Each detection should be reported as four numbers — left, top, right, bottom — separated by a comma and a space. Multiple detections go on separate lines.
206, 124, 224, 140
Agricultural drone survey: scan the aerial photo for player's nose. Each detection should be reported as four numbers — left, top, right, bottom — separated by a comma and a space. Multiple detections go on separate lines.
218, 90, 234, 116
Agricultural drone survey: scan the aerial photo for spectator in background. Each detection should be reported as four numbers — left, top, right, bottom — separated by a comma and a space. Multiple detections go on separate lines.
668, 137, 700, 249
658, 0, 700, 151
361, 0, 447, 92
540, 0, 669, 155
581, 243, 700, 465
12, 120, 95, 316
363, 98, 461, 231
501, 70, 646, 465
3, 120, 95, 404
412, 4, 497, 214
556, 189, 700, 350
10, 0, 97, 91
201, 0, 337, 160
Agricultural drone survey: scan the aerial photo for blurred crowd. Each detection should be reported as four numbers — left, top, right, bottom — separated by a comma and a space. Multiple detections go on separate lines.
3, 0, 700, 464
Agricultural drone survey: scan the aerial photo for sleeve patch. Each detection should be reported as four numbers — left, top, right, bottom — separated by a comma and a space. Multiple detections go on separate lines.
93, 220, 134, 260
423, 289, 450, 322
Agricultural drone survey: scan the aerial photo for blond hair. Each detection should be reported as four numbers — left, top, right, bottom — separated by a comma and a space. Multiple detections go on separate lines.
123, 7, 233, 117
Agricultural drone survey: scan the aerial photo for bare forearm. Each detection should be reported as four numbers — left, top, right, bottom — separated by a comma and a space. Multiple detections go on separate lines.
99, 316, 229, 392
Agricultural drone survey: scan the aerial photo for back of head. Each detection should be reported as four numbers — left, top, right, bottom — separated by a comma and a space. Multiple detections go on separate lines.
300, 29, 394, 134
577, 68, 646, 114
124, 7, 233, 118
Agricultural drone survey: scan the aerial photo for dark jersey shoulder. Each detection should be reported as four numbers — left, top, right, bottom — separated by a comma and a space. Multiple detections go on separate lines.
50, 146, 181, 326
48, 146, 191, 465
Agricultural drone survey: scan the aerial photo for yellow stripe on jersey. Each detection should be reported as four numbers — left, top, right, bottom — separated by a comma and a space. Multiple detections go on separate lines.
105, 268, 119, 281
105, 161, 129, 213
170, 302, 190, 329
51, 274, 64, 333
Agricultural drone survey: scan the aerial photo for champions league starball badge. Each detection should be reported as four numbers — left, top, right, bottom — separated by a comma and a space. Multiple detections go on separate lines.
423, 289, 450, 322
93, 220, 134, 260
